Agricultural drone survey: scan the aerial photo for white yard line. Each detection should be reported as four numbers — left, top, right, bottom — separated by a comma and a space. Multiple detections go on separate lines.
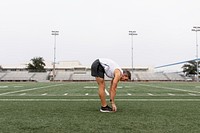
84, 86, 98, 89
188, 93, 197, 96
0, 86, 8, 88
14, 86, 23, 88
105, 89, 109, 96
0, 84, 64, 96
117, 86, 123, 89
168, 93, 175, 96
107, 86, 123, 89
0, 98, 200, 102
125, 86, 132, 88
138, 84, 200, 94
117, 99, 200, 101
84, 86, 117, 96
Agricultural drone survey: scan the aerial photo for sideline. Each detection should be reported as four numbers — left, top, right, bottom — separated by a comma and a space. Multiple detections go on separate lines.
0, 84, 64, 96
137, 84, 200, 94
0, 98, 200, 102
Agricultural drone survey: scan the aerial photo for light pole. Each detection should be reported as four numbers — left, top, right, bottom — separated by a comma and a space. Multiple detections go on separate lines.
129, 31, 137, 79
52, 31, 59, 81
192, 26, 200, 82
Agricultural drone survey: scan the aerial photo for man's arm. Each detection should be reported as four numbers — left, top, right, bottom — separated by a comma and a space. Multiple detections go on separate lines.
109, 69, 121, 111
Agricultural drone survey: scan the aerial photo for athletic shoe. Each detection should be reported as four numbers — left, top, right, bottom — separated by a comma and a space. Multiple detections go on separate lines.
100, 105, 113, 112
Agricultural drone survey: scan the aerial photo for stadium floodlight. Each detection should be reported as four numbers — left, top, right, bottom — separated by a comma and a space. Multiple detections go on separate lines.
129, 31, 138, 80
192, 26, 200, 82
52, 31, 59, 81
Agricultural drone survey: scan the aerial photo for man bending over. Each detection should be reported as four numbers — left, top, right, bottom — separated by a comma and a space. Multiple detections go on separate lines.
91, 58, 131, 112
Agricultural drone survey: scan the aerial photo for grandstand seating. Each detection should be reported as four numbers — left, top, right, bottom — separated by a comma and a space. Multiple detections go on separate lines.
164, 73, 185, 81
54, 71, 74, 81
1, 71, 34, 81
0, 60, 193, 82
30, 72, 49, 82
130, 72, 139, 81
0, 72, 6, 80
135, 72, 169, 81
75, 71, 94, 81
0, 70, 190, 82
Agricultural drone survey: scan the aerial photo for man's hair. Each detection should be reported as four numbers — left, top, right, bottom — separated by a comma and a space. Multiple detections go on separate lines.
123, 70, 131, 80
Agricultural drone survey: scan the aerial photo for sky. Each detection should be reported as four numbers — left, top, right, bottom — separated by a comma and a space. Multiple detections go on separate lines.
0, 0, 200, 69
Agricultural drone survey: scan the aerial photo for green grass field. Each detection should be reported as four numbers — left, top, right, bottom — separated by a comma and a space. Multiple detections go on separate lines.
1, 82, 200, 133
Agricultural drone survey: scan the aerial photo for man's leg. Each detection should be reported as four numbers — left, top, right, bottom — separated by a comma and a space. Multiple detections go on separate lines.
95, 77, 107, 107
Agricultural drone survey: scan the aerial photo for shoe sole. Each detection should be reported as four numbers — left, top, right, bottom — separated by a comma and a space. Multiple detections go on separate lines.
100, 109, 113, 113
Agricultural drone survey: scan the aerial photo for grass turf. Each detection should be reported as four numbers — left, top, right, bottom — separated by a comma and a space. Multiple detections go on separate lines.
0, 101, 200, 133
0, 82, 200, 132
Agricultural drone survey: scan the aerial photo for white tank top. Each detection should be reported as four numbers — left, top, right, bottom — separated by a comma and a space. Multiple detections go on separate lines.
99, 58, 123, 78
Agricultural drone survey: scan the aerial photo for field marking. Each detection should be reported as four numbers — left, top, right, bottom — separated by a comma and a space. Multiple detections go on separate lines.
107, 86, 123, 89
84, 86, 98, 89
14, 86, 23, 88
0, 98, 200, 102
168, 93, 175, 96
0, 84, 64, 96
148, 93, 153, 96
105, 89, 109, 96
20, 93, 26, 96
117, 86, 123, 89
84, 86, 112, 96
138, 84, 200, 94
125, 86, 132, 88
0, 86, 8, 88
188, 93, 196, 96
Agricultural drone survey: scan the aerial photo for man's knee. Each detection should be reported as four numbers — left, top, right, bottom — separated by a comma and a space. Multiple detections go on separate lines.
96, 77, 105, 88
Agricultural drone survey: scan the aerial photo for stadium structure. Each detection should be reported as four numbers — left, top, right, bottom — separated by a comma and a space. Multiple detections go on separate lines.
0, 60, 191, 82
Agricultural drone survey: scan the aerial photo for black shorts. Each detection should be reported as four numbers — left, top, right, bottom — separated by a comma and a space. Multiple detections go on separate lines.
91, 59, 105, 79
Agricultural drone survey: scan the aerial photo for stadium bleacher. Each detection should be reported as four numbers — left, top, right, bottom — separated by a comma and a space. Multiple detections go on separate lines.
30, 72, 50, 82
135, 72, 168, 81
0, 72, 6, 80
0, 70, 190, 82
164, 73, 185, 81
1, 71, 34, 81
0, 60, 192, 82
0, 71, 50, 82
54, 71, 74, 81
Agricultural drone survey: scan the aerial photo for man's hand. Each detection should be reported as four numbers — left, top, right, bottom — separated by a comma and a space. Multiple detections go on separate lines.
111, 103, 117, 112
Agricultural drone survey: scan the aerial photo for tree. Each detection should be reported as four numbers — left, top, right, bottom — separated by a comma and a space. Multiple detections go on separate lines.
182, 61, 199, 76
27, 57, 46, 72
0, 65, 2, 71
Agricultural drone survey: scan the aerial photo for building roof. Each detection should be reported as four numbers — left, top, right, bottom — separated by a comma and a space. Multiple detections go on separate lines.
1, 60, 84, 69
